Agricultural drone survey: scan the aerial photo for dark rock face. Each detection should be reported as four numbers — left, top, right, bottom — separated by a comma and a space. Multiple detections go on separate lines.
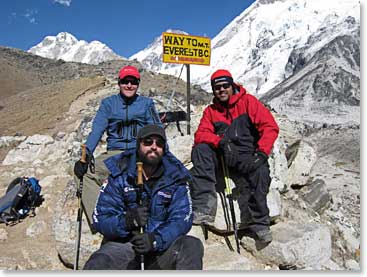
260, 24, 359, 125
301, 179, 332, 213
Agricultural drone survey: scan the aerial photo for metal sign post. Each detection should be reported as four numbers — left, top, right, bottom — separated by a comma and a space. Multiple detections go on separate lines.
186, 64, 191, 135
161, 32, 211, 135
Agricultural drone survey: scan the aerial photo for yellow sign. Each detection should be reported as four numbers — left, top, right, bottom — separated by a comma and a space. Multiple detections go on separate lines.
162, 32, 211, 66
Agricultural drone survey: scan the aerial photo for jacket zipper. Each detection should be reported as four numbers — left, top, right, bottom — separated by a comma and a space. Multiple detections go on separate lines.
125, 102, 129, 150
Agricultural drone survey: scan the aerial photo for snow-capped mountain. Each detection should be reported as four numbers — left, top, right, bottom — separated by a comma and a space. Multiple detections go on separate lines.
129, 0, 360, 125
129, 0, 359, 95
28, 32, 124, 65
260, 24, 360, 125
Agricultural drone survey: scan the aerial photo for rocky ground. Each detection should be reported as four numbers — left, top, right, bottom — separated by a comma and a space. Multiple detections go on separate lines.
0, 49, 360, 271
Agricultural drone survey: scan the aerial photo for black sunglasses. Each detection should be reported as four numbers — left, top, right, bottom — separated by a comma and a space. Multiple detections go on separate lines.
141, 137, 165, 148
214, 83, 231, 90
119, 78, 139, 85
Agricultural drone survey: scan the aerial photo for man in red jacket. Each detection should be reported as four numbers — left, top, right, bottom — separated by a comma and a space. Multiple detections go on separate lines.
190, 69, 279, 243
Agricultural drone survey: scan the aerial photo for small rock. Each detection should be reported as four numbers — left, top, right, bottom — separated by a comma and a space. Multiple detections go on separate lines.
40, 175, 59, 189
345, 259, 359, 270
24, 135, 54, 146
0, 228, 8, 241
301, 179, 331, 213
26, 221, 47, 238
55, 132, 66, 140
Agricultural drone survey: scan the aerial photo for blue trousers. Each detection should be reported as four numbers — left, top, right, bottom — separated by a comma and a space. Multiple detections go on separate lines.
83, 235, 204, 270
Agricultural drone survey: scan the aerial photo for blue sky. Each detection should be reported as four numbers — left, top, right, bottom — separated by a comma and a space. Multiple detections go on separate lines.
0, 0, 256, 58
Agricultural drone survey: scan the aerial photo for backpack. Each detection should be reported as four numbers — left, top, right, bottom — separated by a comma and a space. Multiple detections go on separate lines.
0, 177, 42, 225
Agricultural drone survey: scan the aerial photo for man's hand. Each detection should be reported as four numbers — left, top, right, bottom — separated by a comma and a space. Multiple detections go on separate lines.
131, 233, 156, 254
74, 150, 93, 179
219, 138, 239, 168
213, 121, 229, 136
238, 151, 268, 174
74, 160, 89, 179
125, 207, 149, 231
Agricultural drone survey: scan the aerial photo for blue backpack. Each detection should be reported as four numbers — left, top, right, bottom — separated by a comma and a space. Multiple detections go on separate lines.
0, 177, 42, 225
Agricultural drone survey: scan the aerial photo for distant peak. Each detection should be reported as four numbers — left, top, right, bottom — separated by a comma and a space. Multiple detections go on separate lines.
164, 29, 188, 35
55, 32, 78, 42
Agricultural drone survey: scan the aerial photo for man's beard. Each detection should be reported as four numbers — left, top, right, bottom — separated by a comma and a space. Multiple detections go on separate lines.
139, 150, 163, 166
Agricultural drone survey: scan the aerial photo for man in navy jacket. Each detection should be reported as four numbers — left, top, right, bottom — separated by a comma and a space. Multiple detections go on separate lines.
73, 66, 162, 226
84, 125, 204, 270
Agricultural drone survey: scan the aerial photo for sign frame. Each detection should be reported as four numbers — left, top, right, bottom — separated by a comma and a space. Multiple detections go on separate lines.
162, 32, 211, 66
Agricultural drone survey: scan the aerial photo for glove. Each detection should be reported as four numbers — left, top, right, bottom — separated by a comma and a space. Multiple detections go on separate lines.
74, 160, 89, 179
125, 206, 149, 231
238, 151, 268, 174
74, 149, 94, 179
213, 121, 229, 136
219, 138, 239, 168
131, 232, 156, 254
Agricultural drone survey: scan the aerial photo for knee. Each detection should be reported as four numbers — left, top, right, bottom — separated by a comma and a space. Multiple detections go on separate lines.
181, 236, 204, 258
192, 143, 212, 154
83, 253, 113, 270
191, 143, 215, 161
251, 164, 271, 184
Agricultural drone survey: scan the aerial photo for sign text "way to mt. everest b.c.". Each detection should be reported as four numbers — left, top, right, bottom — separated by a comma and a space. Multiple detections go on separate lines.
162, 32, 211, 66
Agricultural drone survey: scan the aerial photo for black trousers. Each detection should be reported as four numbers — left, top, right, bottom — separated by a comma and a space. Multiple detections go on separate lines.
190, 143, 271, 232
83, 235, 204, 270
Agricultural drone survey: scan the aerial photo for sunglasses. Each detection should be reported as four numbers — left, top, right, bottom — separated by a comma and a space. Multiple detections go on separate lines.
141, 137, 165, 148
214, 83, 231, 90
120, 78, 139, 85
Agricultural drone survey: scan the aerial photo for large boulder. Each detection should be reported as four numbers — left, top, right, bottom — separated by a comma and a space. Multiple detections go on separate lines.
241, 220, 332, 269
287, 141, 317, 187
2, 135, 54, 165
53, 180, 103, 269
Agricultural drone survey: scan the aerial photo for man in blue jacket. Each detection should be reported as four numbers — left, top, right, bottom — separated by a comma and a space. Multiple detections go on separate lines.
73, 66, 162, 227
84, 125, 204, 270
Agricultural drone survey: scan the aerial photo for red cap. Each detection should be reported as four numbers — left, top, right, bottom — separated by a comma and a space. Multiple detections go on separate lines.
118, 66, 140, 80
211, 69, 232, 80
210, 69, 233, 86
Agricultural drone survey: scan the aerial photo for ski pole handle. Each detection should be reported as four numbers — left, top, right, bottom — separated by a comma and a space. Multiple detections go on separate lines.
137, 162, 143, 186
80, 144, 87, 163
136, 161, 145, 270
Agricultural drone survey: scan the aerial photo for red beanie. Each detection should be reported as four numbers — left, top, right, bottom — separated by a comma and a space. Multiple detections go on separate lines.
210, 69, 233, 87
118, 66, 140, 80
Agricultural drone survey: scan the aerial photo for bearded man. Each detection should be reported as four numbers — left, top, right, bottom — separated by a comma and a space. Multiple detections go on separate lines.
84, 125, 203, 270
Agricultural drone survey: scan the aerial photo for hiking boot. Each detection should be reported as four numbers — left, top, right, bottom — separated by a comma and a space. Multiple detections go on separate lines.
255, 228, 272, 243
193, 212, 215, 226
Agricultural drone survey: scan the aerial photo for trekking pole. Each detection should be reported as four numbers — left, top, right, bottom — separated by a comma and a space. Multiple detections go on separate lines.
74, 144, 86, 270
220, 156, 241, 254
136, 161, 145, 270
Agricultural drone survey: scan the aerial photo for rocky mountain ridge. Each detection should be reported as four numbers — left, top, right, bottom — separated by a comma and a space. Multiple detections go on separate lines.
260, 22, 360, 125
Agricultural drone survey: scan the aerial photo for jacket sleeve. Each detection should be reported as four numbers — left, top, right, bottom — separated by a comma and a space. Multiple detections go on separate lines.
145, 99, 163, 127
246, 94, 279, 156
194, 107, 221, 148
85, 98, 110, 154
92, 176, 131, 240
153, 184, 193, 251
